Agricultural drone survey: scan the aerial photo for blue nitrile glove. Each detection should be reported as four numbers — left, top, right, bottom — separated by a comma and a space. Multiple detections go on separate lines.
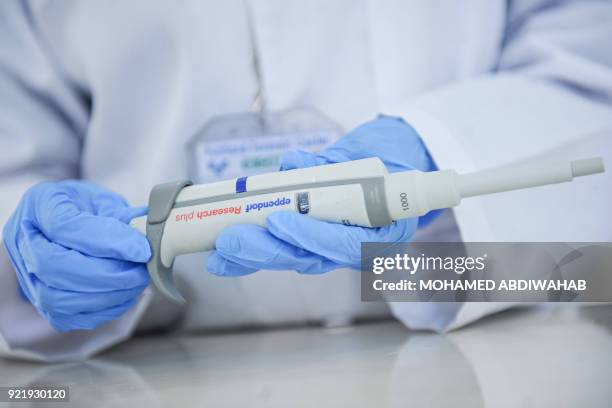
2, 180, 151, 332
207, 115, 437, 276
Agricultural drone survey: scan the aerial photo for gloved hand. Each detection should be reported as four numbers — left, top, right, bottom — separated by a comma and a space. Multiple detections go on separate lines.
2, 180, 151, 332
207, 115, 437, 277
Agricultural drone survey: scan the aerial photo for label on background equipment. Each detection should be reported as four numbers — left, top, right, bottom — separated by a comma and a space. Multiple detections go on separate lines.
194, 131, 338, 183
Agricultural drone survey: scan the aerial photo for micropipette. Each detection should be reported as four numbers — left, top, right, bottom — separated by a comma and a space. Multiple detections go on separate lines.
130, 156, 605, 304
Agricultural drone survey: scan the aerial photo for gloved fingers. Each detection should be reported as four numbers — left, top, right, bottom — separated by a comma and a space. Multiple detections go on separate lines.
322, 116, 433, 173
57, 180, 146, 222
266, 212, 361, 266
279, 149, 330, 171
207, 251, 259, 277
12, 266, 36, 305
2, 214, 28, 274
18, 226, 150, 291
373, 219, 420, 243
266, 212, 418, 267
61, 180, 130, 206
279, 148, 357, 172
31, 276, 147, 315
45, 298, 138, 332
35, 192, 150, 262
119, 205, 149, 223
418, 209, 444, 229
213, 224, 340, 274
33, 180, 128, 219
279, 117, 427, 174
100, 205, 148, 224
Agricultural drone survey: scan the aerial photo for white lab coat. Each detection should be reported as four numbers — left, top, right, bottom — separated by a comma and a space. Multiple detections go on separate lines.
1, 0, 611, 361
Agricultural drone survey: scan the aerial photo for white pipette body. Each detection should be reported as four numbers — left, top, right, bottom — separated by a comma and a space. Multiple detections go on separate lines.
130, 156, 604, 304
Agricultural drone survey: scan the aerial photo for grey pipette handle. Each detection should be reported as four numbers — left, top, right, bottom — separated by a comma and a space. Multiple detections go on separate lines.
145, 180, 193, 305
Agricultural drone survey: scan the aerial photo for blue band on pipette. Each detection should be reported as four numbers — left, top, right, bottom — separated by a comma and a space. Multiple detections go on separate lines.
236, 177, 247, 193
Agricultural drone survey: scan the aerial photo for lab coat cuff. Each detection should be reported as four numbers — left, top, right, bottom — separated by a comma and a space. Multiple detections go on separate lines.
389, 301, 517, 333
0, 246, 153, 362
385, 104, 495, 242
384, 105, 512, 332
388, 302, 463, 332
391, 107, 477, 174
446, 302, 516, 331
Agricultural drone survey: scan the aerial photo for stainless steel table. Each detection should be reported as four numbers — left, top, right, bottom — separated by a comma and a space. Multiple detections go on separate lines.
2, 305, 612, 407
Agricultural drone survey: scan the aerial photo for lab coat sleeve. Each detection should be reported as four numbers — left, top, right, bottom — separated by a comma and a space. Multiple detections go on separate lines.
0, 1, 151, 362
386, 0, 612, 332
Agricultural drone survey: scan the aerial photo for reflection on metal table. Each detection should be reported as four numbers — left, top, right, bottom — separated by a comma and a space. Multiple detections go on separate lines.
1, 305, 611, 407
